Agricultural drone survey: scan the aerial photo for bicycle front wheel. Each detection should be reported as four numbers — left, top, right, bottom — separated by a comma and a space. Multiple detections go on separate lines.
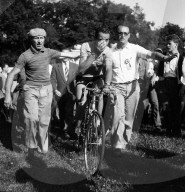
84, 111, 105, 175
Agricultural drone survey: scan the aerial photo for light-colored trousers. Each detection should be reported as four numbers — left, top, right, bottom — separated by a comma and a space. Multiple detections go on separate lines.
104, 81, 140, 149
23, 84, 53, 153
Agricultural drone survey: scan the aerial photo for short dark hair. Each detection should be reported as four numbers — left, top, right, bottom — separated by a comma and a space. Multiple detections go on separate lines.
95, 26, 110, 39
1, 63, 8, 69
166, 34, 180, 44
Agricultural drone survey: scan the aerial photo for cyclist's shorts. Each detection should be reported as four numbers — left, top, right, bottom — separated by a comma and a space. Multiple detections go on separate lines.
76, 75, 104, 86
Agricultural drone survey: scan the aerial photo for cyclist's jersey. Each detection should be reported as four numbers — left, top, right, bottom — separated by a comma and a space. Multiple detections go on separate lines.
80, 41, 112, 77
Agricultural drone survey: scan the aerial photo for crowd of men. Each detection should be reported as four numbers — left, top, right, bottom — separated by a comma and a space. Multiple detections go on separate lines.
0, 25, 184, 158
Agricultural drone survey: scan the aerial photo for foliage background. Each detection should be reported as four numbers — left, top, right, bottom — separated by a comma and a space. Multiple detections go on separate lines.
0, 0, 184, 66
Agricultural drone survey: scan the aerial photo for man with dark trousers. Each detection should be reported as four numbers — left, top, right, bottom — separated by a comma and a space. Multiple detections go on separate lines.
157, 34, 183, 137
51, 53, 79, 139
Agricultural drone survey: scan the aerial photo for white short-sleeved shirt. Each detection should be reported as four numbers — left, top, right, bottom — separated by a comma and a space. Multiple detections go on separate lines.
164, 52, 179, 78
111, 43, 151, 83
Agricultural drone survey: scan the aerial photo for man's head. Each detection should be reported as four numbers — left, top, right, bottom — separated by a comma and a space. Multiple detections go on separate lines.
117, 25, 130, 45
94, 27, 110, 52
166, 34, 180, 53
28, 28, 46, 51
1, 63, 9, 73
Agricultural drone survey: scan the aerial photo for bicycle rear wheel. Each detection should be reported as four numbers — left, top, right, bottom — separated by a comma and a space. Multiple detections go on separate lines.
84, 111, 105, 175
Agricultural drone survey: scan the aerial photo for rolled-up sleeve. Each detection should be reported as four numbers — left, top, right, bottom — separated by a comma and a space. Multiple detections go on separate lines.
49, 49, 61, 58
80, 42, 91, 58
136, 45, 151, 60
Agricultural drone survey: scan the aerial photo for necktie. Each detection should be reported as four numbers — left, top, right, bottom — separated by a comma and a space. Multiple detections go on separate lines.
64, 61, 69, 81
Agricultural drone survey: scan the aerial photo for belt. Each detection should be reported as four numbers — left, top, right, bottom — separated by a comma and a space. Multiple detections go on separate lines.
114, 79, 137, 85
165, 77, 177, 80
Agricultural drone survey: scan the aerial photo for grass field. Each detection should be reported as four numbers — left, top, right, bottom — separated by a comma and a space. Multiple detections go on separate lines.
0, 120, 185, 192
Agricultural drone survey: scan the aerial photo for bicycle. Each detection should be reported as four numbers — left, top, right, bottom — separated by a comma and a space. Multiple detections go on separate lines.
75, 82, 105, 176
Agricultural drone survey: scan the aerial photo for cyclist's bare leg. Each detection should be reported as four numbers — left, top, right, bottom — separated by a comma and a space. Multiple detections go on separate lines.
75, 83, 88, 134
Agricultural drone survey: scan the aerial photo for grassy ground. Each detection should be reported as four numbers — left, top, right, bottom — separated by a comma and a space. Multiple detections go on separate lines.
0, 120, 185, 192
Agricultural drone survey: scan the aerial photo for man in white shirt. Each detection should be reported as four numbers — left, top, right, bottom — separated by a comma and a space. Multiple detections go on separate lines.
104, 25, 176, 151
157, 34, 183, 137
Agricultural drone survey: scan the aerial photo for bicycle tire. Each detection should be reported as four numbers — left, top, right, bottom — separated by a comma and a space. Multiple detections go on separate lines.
84, 111, 105, 175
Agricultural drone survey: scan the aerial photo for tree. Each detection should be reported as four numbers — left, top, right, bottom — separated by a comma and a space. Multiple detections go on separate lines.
1, 0, 177, 66
158, 22, 184, 53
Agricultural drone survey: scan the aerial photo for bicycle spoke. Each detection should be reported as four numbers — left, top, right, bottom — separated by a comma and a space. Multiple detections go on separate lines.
84, 111, 105, 175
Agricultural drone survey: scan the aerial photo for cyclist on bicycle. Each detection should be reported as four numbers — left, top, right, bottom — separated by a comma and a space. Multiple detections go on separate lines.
75, 26, 112, 133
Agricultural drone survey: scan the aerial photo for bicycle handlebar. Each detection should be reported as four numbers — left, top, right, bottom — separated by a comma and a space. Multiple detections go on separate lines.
82, 87, 120, 95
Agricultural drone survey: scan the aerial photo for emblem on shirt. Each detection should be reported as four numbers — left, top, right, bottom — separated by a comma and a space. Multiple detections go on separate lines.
124, 58, 132, 70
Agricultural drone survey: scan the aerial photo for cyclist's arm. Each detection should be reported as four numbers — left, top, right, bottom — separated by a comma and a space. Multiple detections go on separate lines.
104, 59, 112, 85
78, 54, 95, 74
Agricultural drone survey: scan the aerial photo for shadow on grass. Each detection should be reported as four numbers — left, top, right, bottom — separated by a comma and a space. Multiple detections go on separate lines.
135, 145, 177, 159
100, 148, 185, 185
138, 125, 168, 138
132, 176, 185, 192
16, 166, 95, 192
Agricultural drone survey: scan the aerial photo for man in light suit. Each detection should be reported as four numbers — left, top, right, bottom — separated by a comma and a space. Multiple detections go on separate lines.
51, 54, 79, 139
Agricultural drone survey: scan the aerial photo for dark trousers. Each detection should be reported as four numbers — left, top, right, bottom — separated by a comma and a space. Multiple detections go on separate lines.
52, 92, 75, 135
163, 77, 180, 135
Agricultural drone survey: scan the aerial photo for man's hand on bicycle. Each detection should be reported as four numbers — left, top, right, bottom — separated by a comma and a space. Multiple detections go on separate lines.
4, 94, 12, 109
102, 83, 111, 94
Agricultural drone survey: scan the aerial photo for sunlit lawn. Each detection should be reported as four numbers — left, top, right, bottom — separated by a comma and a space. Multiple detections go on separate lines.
0, 120, 185, 192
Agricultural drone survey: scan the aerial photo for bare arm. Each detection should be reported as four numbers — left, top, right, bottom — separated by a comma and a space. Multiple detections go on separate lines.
104, 60, 112, 85
182, 57, 185, 78
60, 51, 80, 59
78, 54, 95, 74
1, 74, 6, 94
59, 50, 94, 74
4, 67, 21, 108
179, 57, 185, 97
180, 57, 185, 85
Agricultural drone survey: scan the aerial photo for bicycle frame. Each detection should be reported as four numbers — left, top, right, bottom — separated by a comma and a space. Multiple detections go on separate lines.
75, 83, 103, 147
